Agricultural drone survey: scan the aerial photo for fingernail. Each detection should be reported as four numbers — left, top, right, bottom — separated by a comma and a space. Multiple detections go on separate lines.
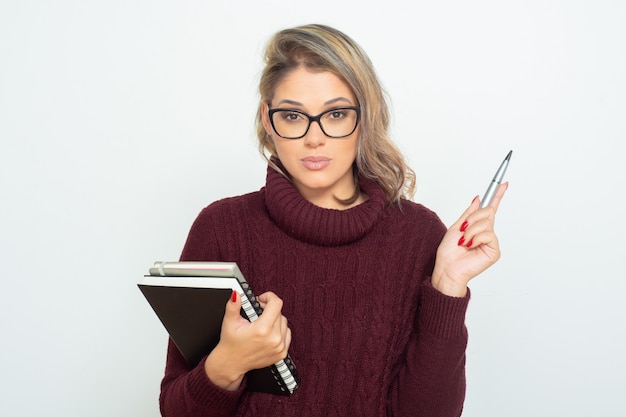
467, 239, 473, 248
472, 195, 479, 204
458, 236, 465, 246
231, 290, 237, 302
460, 221, 469, 232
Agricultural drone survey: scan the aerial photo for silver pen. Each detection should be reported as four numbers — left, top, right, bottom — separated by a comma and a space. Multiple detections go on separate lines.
480, 150, 512, 208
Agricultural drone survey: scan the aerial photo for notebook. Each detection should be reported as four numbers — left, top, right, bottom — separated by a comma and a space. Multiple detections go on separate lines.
138, 261, 300, 395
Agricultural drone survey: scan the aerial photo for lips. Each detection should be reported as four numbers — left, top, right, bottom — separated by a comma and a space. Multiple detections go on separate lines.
301, 156, 331, 170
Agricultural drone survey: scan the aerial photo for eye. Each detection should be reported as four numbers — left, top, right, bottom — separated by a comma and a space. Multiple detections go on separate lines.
279, 111, 305, 122
324, 108, 349, 121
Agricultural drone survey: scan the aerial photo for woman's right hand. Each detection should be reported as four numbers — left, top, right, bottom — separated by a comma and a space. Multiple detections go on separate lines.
204, 291, 292, 391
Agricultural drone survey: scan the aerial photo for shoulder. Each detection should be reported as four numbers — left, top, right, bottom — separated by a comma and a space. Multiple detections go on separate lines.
186, 190, 265, 234
389, 199, 447, 232
180, 190, 266, 261
198, 190, 264, 218
376, 199, 448, 254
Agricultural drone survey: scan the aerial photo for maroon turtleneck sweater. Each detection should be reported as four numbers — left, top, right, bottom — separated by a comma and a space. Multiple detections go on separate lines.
159, 166, 470, 417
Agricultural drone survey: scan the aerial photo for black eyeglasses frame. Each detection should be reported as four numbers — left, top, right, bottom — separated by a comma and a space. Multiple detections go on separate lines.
268, 106, 361, 139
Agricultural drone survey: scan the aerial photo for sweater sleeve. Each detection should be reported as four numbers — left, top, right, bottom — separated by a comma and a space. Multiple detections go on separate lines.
388, 280, 470, 417
159, 339, 245, 417
158, 205, 246, 417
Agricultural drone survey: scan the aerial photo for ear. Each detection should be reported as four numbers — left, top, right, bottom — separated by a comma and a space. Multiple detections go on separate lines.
260, 102, 274, 137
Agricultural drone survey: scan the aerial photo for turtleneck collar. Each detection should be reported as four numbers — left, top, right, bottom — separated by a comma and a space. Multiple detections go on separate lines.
262, 164, 387, 246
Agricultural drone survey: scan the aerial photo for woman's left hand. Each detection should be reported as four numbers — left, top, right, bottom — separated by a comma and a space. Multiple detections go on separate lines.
431, 182, 509, 297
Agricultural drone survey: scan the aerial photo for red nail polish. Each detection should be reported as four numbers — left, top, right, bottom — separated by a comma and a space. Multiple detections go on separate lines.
460, 221, 469, 232
458, 236, 465, 246
467, 239, 473, 248
231, 290, 237, 303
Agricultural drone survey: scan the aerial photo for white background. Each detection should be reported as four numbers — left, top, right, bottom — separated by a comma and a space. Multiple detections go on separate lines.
1, 1, 624, 416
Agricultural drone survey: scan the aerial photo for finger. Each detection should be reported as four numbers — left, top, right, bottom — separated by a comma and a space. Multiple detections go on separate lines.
277, 316, 290, 354
452, 195, 481, 230
462, 185, 506, 232
457, 215, 491, 246
256, 292, 284, 323
256, 291, 279, 311
269, 324, 291, 363
488, 182, 509, 211
280, 315, 289, 338
273, 316, 291, 359
224, 289, 243, 321
462, 214, 492, 235
257, 291, 277, 305
282, 326, 292, 358
460, 227, 500, 253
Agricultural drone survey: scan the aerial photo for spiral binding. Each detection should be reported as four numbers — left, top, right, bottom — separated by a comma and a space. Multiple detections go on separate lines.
148, 261, 300, 394
239, 281, 300, 394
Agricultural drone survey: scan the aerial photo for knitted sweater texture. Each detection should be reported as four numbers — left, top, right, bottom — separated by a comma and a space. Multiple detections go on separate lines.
159, 166, 470, 417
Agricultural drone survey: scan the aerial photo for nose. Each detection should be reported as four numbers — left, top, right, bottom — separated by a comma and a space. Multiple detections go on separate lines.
303, 120, 326, 147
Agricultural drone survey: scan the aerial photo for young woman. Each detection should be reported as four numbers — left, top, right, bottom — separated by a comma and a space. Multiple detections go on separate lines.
159, 24, 508, 417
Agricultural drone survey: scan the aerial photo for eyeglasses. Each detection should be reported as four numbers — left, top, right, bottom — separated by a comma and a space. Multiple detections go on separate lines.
268, 106, 361, 139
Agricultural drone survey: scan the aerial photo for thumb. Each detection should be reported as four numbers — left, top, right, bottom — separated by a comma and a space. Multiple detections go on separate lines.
224, 290, 243, 320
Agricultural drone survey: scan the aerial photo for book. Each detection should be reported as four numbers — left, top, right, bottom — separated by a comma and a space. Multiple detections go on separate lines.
138, 261, 300, 396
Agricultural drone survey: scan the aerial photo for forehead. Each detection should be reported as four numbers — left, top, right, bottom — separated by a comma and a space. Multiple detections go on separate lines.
272, 67, 356, 106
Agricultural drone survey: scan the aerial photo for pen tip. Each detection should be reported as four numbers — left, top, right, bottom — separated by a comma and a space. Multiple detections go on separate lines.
506, 150, 512, 160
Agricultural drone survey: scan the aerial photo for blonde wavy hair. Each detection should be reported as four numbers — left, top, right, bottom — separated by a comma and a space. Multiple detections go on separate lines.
255, 24, 416, 205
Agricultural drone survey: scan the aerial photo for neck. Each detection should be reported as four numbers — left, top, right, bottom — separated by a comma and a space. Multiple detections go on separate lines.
263, 164, 387, 246
299, 188, 368, 210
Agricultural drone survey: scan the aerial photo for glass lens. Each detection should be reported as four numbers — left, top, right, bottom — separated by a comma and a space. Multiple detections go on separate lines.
271, 110, 310, 138
271, 108, 358, 138
319, 108, 358, 137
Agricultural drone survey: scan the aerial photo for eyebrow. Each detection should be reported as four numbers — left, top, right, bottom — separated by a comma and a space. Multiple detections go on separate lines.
275, 97, 354, 107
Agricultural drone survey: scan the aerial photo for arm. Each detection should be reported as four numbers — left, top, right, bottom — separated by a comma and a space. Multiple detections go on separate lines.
158, 208, 244, 417
388, 280, 470, 417
389, 184, 508, 416
159, 291, 291, 417
158, 206, 292, 417
159, 338, 245, 417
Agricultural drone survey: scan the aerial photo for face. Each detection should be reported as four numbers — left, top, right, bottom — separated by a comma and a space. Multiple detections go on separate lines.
262, 67, 359, 208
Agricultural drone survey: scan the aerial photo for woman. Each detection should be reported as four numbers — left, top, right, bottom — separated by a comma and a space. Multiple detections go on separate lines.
159, 24, 507, 417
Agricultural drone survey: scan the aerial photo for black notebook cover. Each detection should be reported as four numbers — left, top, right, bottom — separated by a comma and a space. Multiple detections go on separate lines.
138, 261, 300, 396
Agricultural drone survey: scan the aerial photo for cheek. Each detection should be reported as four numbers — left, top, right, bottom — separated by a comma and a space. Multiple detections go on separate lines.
272, 140, 295, 162
340, 138, 359, 160
343, 128, 360, 157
